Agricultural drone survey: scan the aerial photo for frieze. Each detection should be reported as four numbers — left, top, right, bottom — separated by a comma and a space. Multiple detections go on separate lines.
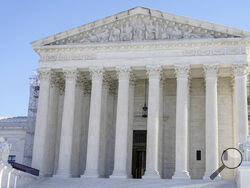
40, 53, 96, 61
183, 47, 246, 56
38, 45, 246, 62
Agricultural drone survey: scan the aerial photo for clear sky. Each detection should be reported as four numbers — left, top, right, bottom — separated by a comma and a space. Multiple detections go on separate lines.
0, 0, 250, 117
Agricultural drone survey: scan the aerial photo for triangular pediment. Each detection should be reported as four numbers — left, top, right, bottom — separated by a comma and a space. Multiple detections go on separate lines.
31, 7, 250, 47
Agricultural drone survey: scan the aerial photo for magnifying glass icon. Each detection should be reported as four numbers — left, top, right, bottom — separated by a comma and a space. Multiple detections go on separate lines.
210, 148, 243, 180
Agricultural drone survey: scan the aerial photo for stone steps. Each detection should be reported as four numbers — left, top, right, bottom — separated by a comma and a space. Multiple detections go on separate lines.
27, 178, 236, 188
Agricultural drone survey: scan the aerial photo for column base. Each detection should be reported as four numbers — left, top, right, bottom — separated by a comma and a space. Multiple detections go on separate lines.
203, 171, 221, 181
81, 169, 99, 178
142, 170, 160, 179
54, 170, 72, 178
172, 171, 190, 180
110, 169, 128, 179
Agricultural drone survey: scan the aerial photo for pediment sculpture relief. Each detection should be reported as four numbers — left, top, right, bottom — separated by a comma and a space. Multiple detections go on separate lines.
49, 15, 237, 45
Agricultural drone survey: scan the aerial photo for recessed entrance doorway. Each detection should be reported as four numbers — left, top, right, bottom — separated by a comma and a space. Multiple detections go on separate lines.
132, 130, 147, 179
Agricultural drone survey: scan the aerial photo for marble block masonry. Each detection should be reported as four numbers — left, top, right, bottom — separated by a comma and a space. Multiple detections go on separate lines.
30, 7, 250, 181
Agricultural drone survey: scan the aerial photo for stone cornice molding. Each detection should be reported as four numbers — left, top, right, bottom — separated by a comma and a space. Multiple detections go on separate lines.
116, 66, 131, 80
37, 68, 51, 81
232, 64, 249, 77
203, 64, 218, 79
63, 68, 78, 81
146, 65, 162, 79
89, 67, 104, 81
175, 65, 190, 79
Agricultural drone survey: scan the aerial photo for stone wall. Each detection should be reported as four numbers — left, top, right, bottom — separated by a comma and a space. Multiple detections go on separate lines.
218, 77, 235, 180
0, 118, 27, 164
188, 78, 205, 179
162, 78, 176, 179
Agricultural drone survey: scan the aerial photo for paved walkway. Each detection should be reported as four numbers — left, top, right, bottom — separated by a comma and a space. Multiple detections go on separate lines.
27, 177, 236, 188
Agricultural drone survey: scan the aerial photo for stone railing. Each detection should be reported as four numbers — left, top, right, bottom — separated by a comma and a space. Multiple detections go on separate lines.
0, 137, 38, 188
239, 135, 250, 163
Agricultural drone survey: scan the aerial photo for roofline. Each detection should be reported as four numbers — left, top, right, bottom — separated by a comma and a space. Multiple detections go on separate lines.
30, 6, 250, 48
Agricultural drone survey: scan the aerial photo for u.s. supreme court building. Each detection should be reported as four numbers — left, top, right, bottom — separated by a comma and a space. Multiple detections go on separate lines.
30, 7, 250, 181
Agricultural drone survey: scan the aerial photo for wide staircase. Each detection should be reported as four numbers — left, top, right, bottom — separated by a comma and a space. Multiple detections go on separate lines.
27, 177, 236, 188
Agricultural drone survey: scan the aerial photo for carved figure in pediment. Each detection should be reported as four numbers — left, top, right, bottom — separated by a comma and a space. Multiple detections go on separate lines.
97, 29, 110, 42
157, 23, 168, 40
133, 17, 146, 41
109, 26, 121, 42
120, 21, 133, 41
88, 33, 99, 42
80, 37, 90, 43
145, 20, 156, 40
183, 28, 198, 39
173, 26, 183, 39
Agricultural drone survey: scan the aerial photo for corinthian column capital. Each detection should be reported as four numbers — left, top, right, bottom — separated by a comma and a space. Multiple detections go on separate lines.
146, 65, 162, 79
174, 65, 190, 79
203, 64, 218, 79
232, 64, 248, 77
63, 68, 77, 81
37, 68, 51, 81
116, 66, 131, 80
89, 67, 104, 80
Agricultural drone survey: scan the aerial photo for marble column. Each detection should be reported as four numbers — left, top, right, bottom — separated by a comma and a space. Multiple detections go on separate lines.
99, 79, 109, 177
45, 74, 60, 176
111, 66, 131, 178
126, 78, 135, 178
79, 85, 91, 175
32, 68, 51, 175
203, 64, 220, 180
172, 65, 190, 180
143, 65, 162, 179
55, 69, 77, 177
233, 64, 249, 144
82, 67, 104, 178
71, 79, 84, 177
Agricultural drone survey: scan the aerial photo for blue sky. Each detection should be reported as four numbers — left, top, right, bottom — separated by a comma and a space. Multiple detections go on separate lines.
0, 0, 250, 117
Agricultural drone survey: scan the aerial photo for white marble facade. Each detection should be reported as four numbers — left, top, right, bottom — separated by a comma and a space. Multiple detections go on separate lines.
30, 7, 250, 180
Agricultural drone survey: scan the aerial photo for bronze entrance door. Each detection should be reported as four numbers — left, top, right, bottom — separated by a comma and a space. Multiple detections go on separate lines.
132, 130, 147, 178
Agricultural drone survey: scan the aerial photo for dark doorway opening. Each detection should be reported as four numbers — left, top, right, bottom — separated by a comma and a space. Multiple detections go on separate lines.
132, 130, 147, 179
